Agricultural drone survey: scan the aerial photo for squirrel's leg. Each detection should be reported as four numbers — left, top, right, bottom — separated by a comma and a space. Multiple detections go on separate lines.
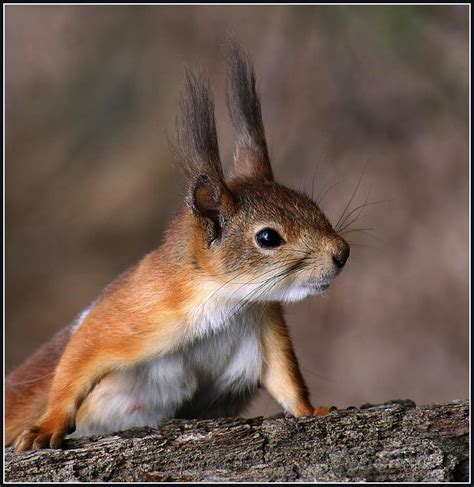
14, 344, 114, 450
261, 306, 332, 417
14, 321, 153, 452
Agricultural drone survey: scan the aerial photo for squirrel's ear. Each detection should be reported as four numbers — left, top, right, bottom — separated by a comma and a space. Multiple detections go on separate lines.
225, 37, 274, 182
174, 67, 236, 243
192, 175, 235, 244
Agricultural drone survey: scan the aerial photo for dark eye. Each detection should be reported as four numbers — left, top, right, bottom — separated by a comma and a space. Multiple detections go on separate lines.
255, 228, 285, 249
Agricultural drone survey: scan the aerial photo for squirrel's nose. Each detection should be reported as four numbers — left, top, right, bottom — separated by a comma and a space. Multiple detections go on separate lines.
332, 240, 350, 268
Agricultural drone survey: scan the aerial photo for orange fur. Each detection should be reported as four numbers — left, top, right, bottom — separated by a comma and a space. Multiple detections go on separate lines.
5, 327, 71, 445
8, 39, 348, 451
261, 305, 313, 416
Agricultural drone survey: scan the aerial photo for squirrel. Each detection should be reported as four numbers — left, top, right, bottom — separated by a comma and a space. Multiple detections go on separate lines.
6, 39, 350, 451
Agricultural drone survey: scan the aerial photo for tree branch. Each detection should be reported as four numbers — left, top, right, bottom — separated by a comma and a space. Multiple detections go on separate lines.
4, 400, 469, 482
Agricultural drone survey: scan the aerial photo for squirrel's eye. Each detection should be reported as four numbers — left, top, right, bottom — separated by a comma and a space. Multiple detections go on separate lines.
255, 228, 285, 249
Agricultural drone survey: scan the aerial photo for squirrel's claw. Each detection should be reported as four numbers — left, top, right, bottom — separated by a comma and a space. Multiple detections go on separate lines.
14, 425, 65, 452
313, 405, 337, 416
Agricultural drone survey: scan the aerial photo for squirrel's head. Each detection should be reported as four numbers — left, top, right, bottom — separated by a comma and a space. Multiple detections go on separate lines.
174, 39, 349, 303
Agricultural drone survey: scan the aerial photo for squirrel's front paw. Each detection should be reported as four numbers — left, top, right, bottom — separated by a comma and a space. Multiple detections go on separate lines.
14, 423, 67, 452
313, 405, 337, 416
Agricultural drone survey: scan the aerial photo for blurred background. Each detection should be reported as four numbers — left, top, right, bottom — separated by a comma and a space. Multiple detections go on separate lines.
5, 5, 469, 415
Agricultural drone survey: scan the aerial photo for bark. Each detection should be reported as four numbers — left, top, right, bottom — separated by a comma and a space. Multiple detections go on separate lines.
4, 399, 469, 483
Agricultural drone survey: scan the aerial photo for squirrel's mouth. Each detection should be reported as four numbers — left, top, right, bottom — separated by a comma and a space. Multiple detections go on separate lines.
266, 278, 331, 303
303, 281, 330, 292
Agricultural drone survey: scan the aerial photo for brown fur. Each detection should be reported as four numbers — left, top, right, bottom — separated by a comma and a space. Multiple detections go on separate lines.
8, 39, 349, 451
5, 326, 72, 445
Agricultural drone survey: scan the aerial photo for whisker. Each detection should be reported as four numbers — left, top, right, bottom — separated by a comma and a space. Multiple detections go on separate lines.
316, 180, 345, 207
285, 247, 312, 256
336, 186, 371, 233
299, 365, 337, 384
193, 255, 272, 313
337, 198, 391, 234
340, 227, 374, 236
195, 248, 314, 320
196, 257, 302, 328
346, 241, 378, 249
223, 259, 307, 324
333, 163, 367, 232
345, 228, 385, 244
310, 159, 321, 201
231, 262, 303, 313
6, 372, 56, 386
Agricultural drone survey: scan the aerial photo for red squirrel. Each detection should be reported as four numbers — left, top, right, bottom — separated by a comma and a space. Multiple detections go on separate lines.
6, 40, 350, 451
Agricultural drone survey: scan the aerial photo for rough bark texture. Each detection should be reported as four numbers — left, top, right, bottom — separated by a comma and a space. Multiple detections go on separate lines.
4, 400, 469, 483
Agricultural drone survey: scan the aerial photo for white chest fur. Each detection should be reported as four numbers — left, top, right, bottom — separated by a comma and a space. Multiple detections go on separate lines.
71, 305, 265, 437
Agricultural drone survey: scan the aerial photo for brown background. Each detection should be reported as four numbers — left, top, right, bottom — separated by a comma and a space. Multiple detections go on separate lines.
5, 5, 469, 417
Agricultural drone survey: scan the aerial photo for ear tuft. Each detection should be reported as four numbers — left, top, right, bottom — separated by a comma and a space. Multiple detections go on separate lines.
174, 67, 224, 183
224, 36, 274, 182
